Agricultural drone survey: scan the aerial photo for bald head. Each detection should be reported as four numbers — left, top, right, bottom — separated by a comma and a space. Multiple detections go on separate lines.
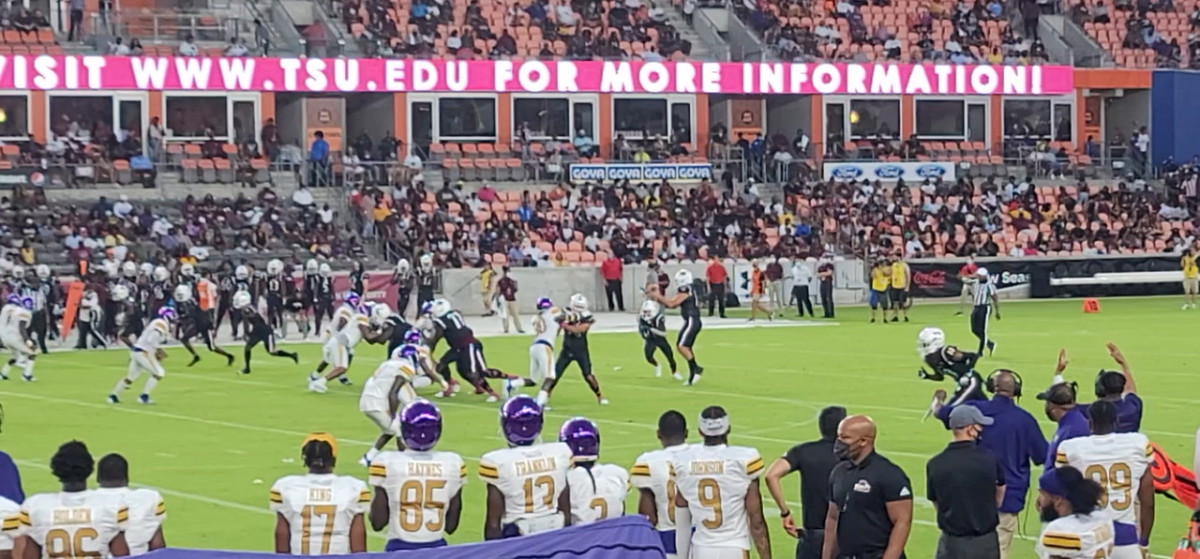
992, 370, 1019, 396
834, 415, 876, 463
839, 415, 876, 440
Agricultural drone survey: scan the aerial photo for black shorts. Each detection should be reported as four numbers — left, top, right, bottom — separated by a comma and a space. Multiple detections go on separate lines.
555, 345, 593, 376
121, 318, 144, 339
285, 298, 306, 312
677, 315, 701, 348
889, 288, 908, 305
183, 324, 217, 351
454, 342, 487, 377
247, 329, 277, 352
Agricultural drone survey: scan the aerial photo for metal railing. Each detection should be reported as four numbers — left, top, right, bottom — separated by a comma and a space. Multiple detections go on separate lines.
87, 10, 246, 44
245, 0, 306, 56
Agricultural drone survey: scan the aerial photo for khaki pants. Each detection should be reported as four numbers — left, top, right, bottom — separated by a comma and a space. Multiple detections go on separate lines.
501, 300, 522, 333
997, 513, 1017, 559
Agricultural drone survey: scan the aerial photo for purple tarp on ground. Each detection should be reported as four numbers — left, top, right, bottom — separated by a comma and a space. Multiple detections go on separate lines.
141, 516, 666, 559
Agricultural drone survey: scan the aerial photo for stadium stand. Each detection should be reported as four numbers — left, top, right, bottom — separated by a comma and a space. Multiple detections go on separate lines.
1071, 0, 1191, 68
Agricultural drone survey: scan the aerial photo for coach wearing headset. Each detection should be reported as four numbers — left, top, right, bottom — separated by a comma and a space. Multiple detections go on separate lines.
932, 369, 1047, 559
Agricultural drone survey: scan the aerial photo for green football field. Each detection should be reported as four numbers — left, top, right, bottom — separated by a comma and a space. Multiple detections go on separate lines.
2, 296, 1198, 558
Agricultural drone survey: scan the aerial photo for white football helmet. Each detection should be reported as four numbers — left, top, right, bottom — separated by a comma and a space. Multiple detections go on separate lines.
305, 259, 319, 274
396, 258, 411, 275
153, 266, 169, 282
11, 265, 24, 279
139, 262, 154, 277
429, 298, 452, 317
419, 253, 434, 269
232, 290, 252, 309
641, 299, 661, 318
370, 302, 392, 324
917, 327, 947, 357
267, 259, 284, 275
174, 284, 193, 302
319, 263, 332, 277
35, 265, 50, 279
111, 284, 130, 302
103, 260, 120, 277
675, 269, 694, 286
180, 263, 195, 277
569, 293, 588, 312
121, 261, 137, 278
235, 265, 249, 280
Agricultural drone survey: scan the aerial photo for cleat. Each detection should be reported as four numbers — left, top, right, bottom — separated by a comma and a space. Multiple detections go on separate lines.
988, 342, 998, 357
598, 398, 609, 405
308, 378, 328, 393
226, 354, 236, 367
106, 394, 119, 404
187, 355, 201, 367
654, 364, 662, 377
358, 454, 371, 467
338, 377, 353, 386
500, 379, 514, 400
22, 375, 34, 382
0, 372, 7, 381
240, 368, 251, 375
451, 381, 462, 394
485, 394, 499, 403
290, 353, 299, 364
673, 372, 683, 381
890, 317, 899, 323
138, 394, 154, 405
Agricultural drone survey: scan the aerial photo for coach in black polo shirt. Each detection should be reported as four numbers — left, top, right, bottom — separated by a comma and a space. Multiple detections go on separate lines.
822, 415, 913, 559
926, 405, 1005, 559
766, 406, 847, 559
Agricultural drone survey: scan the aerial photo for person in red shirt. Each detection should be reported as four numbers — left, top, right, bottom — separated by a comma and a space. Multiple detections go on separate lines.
958, 256, 979, 316
705, 257, 728, 318
600, 254, 624, 312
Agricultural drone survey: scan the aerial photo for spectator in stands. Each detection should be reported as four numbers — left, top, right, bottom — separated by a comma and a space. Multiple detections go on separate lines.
179, 34, 199, 56
493, 30, 517, 56
255, 19, 271, 55
108, 37, 130, 55
68, 0, 83, 41
261, 118, 280, 162
226, 37, 250, 56
574, 129, 598, 158
309, 131, 330, 187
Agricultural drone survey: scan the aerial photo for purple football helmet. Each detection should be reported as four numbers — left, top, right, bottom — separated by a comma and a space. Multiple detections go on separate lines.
344, 292, 361, 307
500, 395, 543, 446
5, 295, 19, 306
18, 296, 33, 310
559, 417, 600, 461
403, 329, 423, 344
419, 301, 434, 315
157, 306, 177, 321
536, 297, 554, 310
399, 400, 442, 452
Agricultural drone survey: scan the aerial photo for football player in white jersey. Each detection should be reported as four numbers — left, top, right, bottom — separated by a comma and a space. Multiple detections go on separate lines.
1054, 399, 1154, 558
95, 454, 166, 555
525, 297, 562, 401
0, 494, 18, 559
631, 410, 690, 558
358, 345, 449, 466
1035, 466, 1115, 559
270, 433, 369, 555
672, 406, 771, 559
368, 400, 466, 551
560, 418, 629, 526
107, 307, 176, 405
15, 441, 130, 559
479, 395, 573, 540
309, 293, 372, 393
0, 295, 35, 382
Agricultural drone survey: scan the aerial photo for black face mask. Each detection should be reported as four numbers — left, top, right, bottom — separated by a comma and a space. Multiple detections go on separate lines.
1038, 502, 1060, 523
833, 439, 855, 461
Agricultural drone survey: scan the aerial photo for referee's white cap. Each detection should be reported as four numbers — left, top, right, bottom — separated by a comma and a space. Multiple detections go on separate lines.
976, 267, 990, 277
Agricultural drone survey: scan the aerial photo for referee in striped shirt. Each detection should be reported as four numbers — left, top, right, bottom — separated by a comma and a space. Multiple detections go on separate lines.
971, 268, 1000, 355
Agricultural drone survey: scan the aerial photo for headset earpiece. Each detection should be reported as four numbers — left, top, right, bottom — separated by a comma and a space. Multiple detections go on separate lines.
986, 369, 1023, 398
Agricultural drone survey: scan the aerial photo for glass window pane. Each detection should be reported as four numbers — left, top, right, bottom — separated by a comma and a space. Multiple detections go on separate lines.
849, 99, 899, 139
1053, 103, 1073, 142
825, 103, 845, 148
915, 100, 965, 137
670, 102, 693, 145
1003, 100, 1051, 138
438, 98, 497, 139
0, 96, 28, 138
614, 99, 668, 141
50, 96, 114, 140
166, 96, 229, 138
967, 104, 986, 143
514, 98, 569, 139
573, 103, 595, 139
232, 101, 257, 145
118, 100, 142, 140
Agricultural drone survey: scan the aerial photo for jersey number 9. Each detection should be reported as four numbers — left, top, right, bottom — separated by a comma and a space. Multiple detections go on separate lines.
697, 478, 724, 530
1084, 463, 1133, 511
45, 527, 101, 559
398, 479, 447, 532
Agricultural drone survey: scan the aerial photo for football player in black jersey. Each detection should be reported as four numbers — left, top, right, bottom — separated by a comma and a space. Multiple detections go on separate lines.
282, 266, 309, 339
638, 299, 680, 380
536, 293, 607, 408
230, 264, 254, 339
363, 303, 411, 357
916, 326, 986, 406
428, 299, 502, 401
646, 269, 705, 385
390, 258, 413, 318
312, 262, 335, 334
174, 284, 235, 367
148, 266, 171, 316
232, 290, 298, 374
415, 254, 436, 313
264, 259, 287, 336
215, 263, 236, 336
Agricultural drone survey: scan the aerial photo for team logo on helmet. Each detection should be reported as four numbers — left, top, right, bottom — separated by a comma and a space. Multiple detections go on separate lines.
500, 396, 544, 446
399, 400, 443, 452
559, 417, 600, 461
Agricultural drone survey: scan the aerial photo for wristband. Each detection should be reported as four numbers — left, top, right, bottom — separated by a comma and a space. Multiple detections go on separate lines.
780, 509, 791, 519
1139, 537, 1149, 547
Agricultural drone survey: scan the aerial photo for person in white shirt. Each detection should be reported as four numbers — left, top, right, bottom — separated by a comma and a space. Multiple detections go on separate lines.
292, 186, 315, 208
368, 401, 465, 551
789, 260, 814, 317
403, 149, 423, 170
673, 406, 771, 559
271, 433, 369, 555
1054, 400, 1153, 558
561, 418, 628, 526
527, 297, 562, 396
108, 307, 176, 405
109, 37, 130, 55
178, 35, 198, 56
16, 441, 130, 559
95, 454, 166, 555
480, 396, 572, 539
113, 195, 133, 218
631, 410, 690, 557
225, 38, 249, 56
1034, 466, 1115, 559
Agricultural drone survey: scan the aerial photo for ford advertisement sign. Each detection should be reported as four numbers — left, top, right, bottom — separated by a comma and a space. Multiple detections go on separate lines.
822, 162, 956, 182
569, 163, 714, 182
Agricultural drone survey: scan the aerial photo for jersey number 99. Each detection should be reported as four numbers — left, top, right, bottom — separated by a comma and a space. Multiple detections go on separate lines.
1083, 463, 1133, 511
45, 528, 101, 559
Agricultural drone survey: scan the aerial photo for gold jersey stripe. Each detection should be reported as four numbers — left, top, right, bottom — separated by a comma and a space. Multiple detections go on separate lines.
1041, 533, 1082, 550
368, 466, 387, 476
17, 511, 30, 526
460, 464, 468, 478
358, 490, 371, 503
155, 502, 167, 515
747, 459, 765, 474
117, 507, 129, 523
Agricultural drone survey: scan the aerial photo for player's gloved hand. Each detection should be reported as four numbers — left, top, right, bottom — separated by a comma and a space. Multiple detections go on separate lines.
918, 367, 931, 379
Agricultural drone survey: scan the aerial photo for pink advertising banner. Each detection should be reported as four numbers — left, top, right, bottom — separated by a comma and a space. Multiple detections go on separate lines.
0, 55, 1075, 95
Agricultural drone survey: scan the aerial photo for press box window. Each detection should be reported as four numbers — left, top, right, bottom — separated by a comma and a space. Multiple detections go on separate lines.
439, 98, 497, 140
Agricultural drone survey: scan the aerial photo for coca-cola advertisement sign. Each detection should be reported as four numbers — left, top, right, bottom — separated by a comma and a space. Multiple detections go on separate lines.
912, 269, 949, 291
908, 260, 1030, 298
